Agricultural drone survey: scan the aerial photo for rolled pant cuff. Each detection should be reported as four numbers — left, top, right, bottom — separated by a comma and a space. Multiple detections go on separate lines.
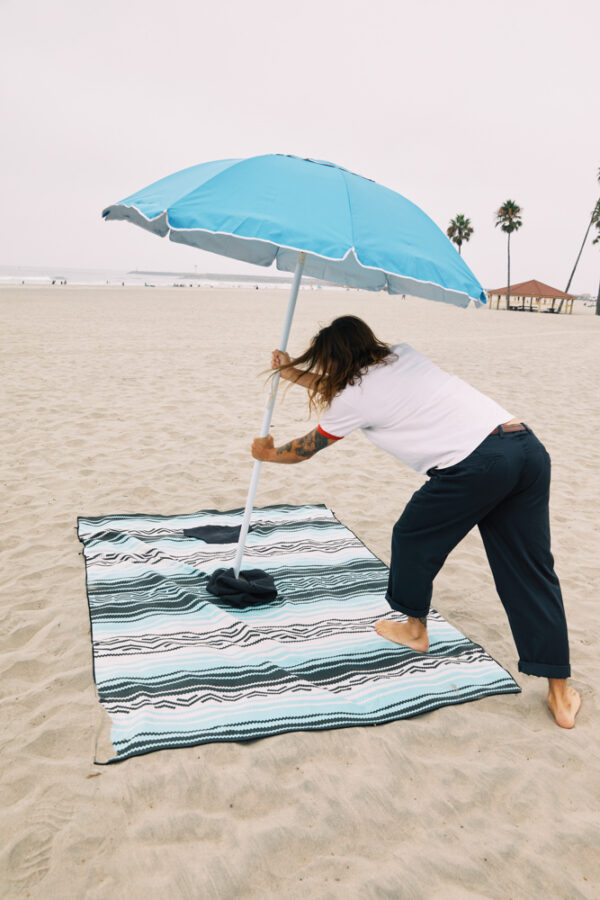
385, 592, 429, 619
518, 660, 571, 679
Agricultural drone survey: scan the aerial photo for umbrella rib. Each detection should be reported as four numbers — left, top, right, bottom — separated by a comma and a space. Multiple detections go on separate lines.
338, 168, 357, 268
108, 157, 248, 224
335, 169, 392, 296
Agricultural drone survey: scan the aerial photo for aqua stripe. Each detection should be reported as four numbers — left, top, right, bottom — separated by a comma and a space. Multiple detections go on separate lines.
78, 504, 519, 762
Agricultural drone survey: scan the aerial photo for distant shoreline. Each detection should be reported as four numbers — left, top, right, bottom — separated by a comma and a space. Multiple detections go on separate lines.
129, 270, 318, 284
0, 265, 326, 288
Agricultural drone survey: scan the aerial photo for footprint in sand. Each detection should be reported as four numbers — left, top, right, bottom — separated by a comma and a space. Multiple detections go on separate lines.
7, 800, 73, 892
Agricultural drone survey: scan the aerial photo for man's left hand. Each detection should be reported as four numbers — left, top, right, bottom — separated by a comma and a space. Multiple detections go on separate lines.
251, 435, 275, 461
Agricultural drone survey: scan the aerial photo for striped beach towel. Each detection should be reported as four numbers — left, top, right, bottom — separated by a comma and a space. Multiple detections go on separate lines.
78, 504, 520, 763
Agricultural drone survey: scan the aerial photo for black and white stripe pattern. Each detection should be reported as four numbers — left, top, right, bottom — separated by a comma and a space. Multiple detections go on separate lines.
78, 504, 519, 762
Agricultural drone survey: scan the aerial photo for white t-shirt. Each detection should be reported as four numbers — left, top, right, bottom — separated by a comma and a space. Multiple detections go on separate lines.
317, 343, 513, 474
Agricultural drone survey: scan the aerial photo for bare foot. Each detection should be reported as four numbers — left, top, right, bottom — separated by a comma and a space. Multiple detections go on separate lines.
547, 685, 581, 729
374, 618, 429, 653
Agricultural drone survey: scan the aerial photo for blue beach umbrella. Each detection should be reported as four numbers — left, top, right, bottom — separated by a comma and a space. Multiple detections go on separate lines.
103, 154, 487, 576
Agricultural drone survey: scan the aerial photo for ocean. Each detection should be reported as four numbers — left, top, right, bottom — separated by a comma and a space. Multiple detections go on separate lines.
0, 265, 337, 290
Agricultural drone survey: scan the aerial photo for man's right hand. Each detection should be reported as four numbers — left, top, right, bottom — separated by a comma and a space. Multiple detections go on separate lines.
272, 349, 292, 371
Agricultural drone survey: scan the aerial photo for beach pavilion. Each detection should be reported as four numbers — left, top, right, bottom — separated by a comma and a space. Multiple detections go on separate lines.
487, 279, 577, 313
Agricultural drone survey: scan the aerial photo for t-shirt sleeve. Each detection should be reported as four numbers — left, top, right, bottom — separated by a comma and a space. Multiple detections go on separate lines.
318, 393, 365, 440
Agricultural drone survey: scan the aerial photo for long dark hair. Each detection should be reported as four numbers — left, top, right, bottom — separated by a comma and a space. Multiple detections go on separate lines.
276, 316, 395, 414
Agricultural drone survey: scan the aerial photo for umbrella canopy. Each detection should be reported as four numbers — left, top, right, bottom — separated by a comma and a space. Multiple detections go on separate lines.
103, 154, 486, 308
103, 154, 488, 580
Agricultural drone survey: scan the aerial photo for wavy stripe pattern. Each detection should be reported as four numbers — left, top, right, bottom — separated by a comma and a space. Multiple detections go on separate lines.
78, 504, 519, 762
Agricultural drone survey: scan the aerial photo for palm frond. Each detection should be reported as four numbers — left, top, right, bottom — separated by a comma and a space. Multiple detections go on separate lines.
495, 199, 523, 233
447, 213, 474, 250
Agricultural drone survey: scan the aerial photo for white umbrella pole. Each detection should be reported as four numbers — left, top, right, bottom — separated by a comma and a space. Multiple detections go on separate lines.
232, 251, 306, 577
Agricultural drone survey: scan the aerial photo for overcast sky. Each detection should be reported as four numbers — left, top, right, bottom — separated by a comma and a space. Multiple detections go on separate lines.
1, 0, 598, 292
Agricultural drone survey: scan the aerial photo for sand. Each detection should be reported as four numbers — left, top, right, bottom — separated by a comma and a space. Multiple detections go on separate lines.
1, 285, 599, 899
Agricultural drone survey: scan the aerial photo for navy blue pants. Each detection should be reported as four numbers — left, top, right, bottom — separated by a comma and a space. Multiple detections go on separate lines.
386, 426, 570, 679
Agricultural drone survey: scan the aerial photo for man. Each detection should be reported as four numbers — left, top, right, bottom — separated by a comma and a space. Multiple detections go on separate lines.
251, 316, 580, 728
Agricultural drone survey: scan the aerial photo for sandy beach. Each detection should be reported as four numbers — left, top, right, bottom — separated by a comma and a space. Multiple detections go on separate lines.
1, 285, 599, 899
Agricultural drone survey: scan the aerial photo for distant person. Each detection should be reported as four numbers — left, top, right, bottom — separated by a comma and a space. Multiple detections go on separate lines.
251, 315, 580, 729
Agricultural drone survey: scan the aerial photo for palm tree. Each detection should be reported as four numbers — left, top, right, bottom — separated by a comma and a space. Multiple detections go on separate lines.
494, 200, 523, 310
593, 201, 600, 245
593, 174, 600, 316
563, 168, 600, 302
558, 167, 600, 314
592, 168, 600, 247
446, 214, 474, 256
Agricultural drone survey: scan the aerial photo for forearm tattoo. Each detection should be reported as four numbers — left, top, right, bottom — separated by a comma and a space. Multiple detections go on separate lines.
276, 429, 331, 460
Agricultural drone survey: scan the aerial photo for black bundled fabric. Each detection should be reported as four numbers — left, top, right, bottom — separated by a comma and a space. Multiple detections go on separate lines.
206, 567, 277, 608
183, 524, 250, 543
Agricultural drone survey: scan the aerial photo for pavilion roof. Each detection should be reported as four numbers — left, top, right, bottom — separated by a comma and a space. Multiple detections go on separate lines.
487, 279, 577, 300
